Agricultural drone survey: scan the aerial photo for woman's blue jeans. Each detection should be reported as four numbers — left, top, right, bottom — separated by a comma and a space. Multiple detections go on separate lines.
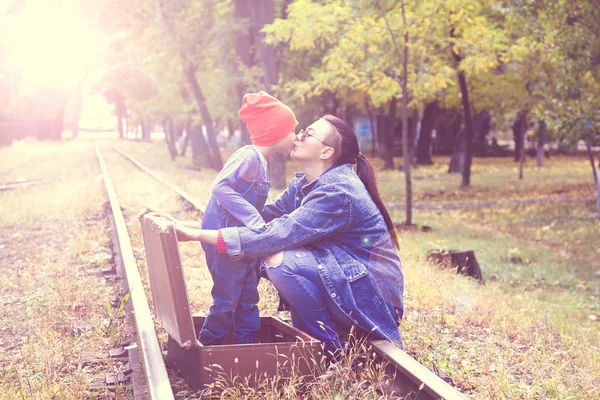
265, 249, 353, 354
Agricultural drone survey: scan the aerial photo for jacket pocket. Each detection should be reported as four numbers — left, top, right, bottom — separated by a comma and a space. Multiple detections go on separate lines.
341, 260, 368, 282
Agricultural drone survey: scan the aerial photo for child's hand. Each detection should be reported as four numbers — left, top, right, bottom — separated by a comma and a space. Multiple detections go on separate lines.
137, 207, 154, 220
137, 207, 176, 222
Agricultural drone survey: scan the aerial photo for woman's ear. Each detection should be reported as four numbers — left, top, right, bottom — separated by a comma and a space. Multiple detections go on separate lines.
320, 146, 335, 160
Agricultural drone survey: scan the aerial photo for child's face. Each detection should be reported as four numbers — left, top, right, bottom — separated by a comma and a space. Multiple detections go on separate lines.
276, 130, 296, 154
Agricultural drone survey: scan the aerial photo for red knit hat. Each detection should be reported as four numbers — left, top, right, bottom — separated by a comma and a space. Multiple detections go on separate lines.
238, 91, 298, 146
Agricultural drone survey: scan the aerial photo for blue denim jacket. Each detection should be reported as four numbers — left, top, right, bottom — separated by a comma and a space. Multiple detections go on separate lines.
201, 145, 270, 231
221, 164, 404, 345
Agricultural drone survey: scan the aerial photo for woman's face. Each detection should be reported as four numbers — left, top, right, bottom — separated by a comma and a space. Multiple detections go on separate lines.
290, 118, 334, 162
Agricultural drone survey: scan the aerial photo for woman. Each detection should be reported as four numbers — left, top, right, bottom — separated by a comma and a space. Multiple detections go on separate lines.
176, 115, 404, 351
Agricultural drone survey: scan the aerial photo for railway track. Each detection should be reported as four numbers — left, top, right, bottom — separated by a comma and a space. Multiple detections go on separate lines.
95, 142, 174, 399
96, 142, 467, 399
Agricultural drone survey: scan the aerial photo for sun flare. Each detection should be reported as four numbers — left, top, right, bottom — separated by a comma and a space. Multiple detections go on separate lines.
4, 0, 98, 89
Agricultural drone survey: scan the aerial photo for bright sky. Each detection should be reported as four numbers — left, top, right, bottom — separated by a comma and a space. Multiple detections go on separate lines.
4, 0, 100, 90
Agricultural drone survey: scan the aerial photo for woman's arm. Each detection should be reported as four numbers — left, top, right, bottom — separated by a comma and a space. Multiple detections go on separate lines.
221, 184, 351, 259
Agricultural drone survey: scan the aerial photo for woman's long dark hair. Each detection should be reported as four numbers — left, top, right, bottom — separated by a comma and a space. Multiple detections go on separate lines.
322, 115, 399, 249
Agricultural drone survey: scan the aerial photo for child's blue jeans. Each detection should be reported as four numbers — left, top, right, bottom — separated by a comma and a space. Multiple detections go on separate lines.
199, 242, 260, 345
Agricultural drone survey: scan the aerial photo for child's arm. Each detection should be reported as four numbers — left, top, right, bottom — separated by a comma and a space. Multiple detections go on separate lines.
175, 225, 217, 243
212, 152, 265, 231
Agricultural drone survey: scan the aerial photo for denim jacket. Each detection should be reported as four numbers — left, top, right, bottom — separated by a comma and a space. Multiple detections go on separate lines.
221, 164, 404, 345
201, 145, 270, 232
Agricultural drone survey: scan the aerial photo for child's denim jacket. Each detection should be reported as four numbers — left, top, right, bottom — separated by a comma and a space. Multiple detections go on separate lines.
201, 145, 269, 232
221, 163, 405, 346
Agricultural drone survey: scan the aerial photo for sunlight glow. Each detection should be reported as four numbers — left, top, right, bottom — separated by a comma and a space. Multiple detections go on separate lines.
4, 1, 98, 89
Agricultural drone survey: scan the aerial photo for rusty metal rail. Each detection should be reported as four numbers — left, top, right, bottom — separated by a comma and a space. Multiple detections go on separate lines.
112, 146, 206, 214
108, 146, 467, 399
371, 340, 467, 399
95, 141, 175, 400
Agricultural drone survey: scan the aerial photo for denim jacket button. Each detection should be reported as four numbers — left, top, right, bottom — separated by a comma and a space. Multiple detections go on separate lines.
331, 293, 337, 298
317, 264, 323, 270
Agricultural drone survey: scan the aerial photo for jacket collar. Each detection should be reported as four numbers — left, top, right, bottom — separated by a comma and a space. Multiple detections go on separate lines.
296, 164, 351, 196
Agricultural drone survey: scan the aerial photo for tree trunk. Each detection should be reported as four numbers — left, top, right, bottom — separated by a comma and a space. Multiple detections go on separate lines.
381, 99, 396, 170
179, 132, 190, 157
401, 83, 412, 225
366, 100, 377, 158
437, 109, 462, 156
250, 0, 278, 92
250, 0, 287, 189
266, 154, 285, 189
179, 118, 190, 156
164, 117, 178, 160
323, 91, 341, 116
125, 119, 131, 138
345, 104, 357, 130
174, 120, 185, 142
585, 139, 600, 220
453, 61, 474, 187
513, 110, 527, 162
141, 119, 152, 142
115, 92, 125, 139
448, 132, 466, 174
395, 0, 412, 225
416, 100, 439, 165
473, 110, 491, 157
234, 0, 253, 145
183, 63, 222, 170
189, 123, 212, 170
226, 118, 234, 140
408, 108, 419, 166
447, 112, 466, 173
512, 110, 528, 179
450, 28, 474, 187
537, 119, 546, 167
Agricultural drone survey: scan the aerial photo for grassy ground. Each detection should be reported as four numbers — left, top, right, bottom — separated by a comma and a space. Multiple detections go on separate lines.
0, 139, 132, 399
1, 137, 598, 399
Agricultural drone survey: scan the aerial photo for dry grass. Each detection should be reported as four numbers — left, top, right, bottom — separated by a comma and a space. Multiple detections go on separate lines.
1, 137, 598, 399
0, 140, 132, 399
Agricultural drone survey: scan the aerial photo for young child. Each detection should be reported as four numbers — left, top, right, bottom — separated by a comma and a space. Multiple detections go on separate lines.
198, 91, 297, 345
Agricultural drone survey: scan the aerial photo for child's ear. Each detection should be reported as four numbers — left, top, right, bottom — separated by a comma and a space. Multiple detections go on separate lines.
320, 146, 335, 160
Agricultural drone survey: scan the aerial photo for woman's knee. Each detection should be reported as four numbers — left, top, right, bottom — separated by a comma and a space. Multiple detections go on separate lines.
265, 252, 284, 268
264, 250, 299, 289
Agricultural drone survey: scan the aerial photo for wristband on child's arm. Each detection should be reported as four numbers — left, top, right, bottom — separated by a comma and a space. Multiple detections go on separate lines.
216, 230, 227, 254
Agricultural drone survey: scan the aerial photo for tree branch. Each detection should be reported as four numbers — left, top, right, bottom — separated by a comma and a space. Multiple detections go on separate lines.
376, 0, 404, 65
